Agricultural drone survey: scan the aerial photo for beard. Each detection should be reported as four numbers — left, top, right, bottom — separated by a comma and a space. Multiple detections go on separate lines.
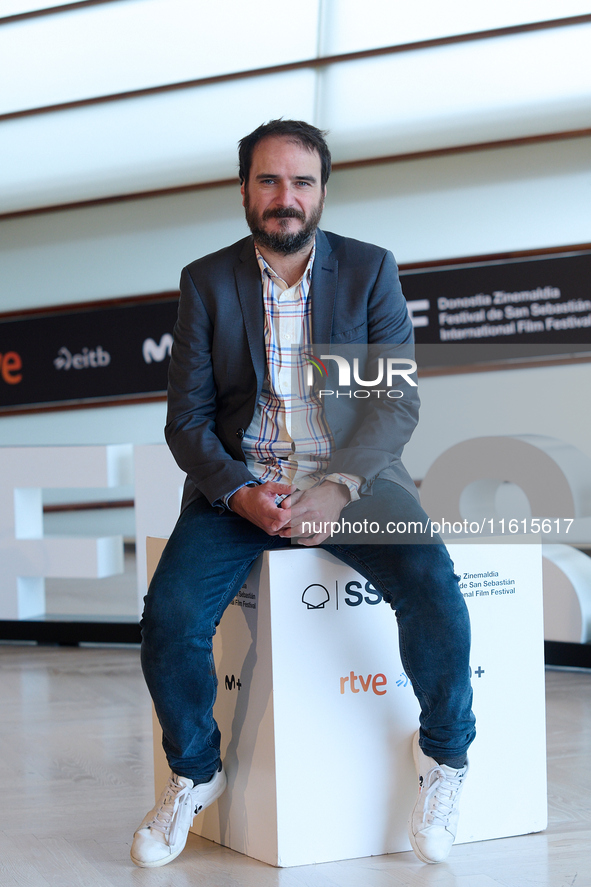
244, 193, 324, 255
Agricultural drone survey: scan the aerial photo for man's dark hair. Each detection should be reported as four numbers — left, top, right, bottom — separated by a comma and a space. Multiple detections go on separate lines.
238, 119, 331, 189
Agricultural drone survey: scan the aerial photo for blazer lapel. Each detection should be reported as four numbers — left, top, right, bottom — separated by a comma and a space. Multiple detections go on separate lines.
311, 229, 338, 348
233, 230, 337, 386
235, 237, 266, 391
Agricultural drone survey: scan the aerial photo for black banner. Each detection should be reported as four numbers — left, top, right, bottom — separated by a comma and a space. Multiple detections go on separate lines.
0, 294, 178, 413
1, 248, 590, 414
401, 249, 591, 346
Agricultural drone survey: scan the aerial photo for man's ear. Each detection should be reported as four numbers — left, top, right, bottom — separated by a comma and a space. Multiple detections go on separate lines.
240, 182, 246, 207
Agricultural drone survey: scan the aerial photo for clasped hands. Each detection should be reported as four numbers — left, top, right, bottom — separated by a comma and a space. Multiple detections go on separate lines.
229, 480, 350, 546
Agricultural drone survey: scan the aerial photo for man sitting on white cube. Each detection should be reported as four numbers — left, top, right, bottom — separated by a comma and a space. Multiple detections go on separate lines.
131, 120, 475, 868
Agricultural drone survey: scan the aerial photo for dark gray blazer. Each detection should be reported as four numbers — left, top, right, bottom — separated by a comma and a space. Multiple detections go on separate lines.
165, 228, 421, 512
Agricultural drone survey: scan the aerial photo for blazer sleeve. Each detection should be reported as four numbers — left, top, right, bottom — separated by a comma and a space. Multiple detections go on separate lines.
164, 267, 256, 505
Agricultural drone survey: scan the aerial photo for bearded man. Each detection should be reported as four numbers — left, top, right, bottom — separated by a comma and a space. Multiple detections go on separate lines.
131, 119, 475, 869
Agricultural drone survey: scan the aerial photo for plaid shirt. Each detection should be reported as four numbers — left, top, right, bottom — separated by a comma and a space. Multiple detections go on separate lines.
227, 243, 360, 501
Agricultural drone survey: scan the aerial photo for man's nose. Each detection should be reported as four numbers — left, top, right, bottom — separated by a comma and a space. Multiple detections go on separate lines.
275, 183, 295, 206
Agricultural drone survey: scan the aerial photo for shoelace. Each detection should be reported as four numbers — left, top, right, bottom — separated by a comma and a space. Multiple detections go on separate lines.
421, 766, 465, 827
147, 777, 195, 845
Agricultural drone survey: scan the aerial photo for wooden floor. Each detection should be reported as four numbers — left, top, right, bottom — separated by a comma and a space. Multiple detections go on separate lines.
0, 645, 590, 887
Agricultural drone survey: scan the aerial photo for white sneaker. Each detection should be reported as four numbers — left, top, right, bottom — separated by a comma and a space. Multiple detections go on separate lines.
131, 765, 227, 868
408, 731, 468, 864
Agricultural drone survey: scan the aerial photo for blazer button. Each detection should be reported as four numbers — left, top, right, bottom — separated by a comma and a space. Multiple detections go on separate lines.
236, 428, 245, 439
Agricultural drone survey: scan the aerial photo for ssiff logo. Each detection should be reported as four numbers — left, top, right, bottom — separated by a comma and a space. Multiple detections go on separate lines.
406, 299, 430, 328
302, 584, 330, 609
301, 579, 383, 610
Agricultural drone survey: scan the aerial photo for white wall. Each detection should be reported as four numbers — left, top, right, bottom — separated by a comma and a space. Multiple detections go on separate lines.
3, 135, 590, 311
2, 3, 591, 213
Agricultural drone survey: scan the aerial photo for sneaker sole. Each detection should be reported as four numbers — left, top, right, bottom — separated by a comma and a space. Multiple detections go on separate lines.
130, 765, 228, 868
408, 829, 439, 866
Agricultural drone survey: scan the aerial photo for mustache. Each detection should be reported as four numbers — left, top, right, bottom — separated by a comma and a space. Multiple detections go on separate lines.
262, 207, 306, 222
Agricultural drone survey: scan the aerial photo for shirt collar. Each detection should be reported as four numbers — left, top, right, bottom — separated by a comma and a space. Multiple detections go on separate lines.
255, 240, 316, 288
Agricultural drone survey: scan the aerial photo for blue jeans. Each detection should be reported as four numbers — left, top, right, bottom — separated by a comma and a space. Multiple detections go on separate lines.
141, 480, 475, 780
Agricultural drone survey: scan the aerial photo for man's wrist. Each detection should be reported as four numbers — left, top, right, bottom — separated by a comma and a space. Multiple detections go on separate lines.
222, 481, 259, 511
321, 473, 362, 504
319, 478, 352, 505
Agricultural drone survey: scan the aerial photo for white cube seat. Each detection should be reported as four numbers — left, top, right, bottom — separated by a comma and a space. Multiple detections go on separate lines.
148, 539, 547, 867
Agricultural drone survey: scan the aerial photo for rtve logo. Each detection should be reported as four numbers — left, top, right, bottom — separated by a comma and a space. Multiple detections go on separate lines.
340, 671, 388, 696
0, 351, 22, 385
